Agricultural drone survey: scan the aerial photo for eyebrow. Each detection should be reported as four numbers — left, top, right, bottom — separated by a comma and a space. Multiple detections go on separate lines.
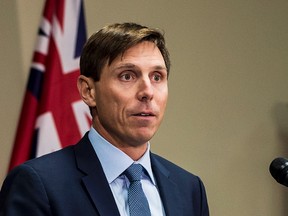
113, 63, 137, 70
113, 63, 167, 71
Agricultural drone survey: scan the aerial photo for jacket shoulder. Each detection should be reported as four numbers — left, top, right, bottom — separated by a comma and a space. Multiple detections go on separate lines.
151, 153, 198, 178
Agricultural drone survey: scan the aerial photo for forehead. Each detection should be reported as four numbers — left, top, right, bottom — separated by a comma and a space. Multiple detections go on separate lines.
112, 41, 166, 68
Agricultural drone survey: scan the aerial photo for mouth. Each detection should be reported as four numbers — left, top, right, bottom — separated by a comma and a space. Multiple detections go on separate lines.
132, 112, 155, 117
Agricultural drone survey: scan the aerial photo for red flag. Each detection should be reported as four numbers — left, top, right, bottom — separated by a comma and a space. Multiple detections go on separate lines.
9, 0, 91, 171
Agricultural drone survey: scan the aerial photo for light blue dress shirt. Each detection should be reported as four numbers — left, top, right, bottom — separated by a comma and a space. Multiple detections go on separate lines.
88, 127, 165, 216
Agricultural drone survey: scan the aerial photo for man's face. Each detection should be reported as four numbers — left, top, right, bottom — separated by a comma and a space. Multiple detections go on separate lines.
93, 41, 168, 149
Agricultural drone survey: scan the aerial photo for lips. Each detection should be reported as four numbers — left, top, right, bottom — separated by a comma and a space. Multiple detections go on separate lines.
132, 112, 155, 117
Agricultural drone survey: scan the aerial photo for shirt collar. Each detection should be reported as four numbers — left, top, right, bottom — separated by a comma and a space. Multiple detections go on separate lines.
88, 127, 156, 185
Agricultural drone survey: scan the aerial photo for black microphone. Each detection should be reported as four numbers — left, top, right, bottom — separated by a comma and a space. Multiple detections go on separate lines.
269, 157, 288, 187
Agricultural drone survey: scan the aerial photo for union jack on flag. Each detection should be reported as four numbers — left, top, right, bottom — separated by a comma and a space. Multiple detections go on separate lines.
8, 0, 91, 171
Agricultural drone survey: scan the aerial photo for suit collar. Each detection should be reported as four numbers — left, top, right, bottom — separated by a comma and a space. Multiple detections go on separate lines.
87, 128, 156, 184
151, 154, 183, 216
74, 133, 121, 216
74, 133, 183, 216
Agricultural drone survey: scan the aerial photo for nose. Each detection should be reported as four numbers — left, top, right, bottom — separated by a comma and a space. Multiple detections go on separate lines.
137, 77, 154, 102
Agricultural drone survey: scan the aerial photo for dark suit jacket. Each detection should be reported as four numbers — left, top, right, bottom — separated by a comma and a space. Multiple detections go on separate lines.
0, 133, 209, 216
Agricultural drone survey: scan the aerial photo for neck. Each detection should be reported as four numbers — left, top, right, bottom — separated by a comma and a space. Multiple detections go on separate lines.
92, 124, 149, 161
117, 144, 148, 161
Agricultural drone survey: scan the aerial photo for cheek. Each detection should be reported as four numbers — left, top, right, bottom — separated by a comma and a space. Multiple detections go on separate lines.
158, 90, 168, 109
95, 90, 114, 116
160, 100, 168, 116
97, 90, 129, 117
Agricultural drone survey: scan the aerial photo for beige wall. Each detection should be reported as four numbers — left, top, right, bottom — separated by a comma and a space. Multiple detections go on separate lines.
1, 0, 288, 215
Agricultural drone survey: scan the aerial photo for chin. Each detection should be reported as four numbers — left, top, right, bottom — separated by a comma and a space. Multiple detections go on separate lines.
133, 132, 155, 144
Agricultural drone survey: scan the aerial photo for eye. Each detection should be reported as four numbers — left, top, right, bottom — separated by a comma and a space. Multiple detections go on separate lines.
120, 72, 134, 81
151, 73, 162, 82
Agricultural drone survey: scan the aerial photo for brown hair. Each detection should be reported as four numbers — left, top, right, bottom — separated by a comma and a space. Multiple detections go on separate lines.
80, 22, 170, 81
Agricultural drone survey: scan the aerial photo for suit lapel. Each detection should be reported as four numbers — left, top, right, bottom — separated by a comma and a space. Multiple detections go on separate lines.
74, 134, 120, 216
74, 134, 183, 216
151, 154, 183, 216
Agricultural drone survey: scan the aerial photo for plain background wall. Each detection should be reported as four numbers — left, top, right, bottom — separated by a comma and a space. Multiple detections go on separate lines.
1, 0, 288, 215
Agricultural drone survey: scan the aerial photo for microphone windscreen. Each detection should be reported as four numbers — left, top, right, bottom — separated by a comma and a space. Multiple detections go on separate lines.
269, 157, 288, 187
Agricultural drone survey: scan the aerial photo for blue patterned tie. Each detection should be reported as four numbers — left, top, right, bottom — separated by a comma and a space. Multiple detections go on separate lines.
124, 164, 151, 216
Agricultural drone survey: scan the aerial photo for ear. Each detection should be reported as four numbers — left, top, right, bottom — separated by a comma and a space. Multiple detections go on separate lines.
77, 75, 97, 107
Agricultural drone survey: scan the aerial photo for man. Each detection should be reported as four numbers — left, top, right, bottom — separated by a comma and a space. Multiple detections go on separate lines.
0, 23, 209, 216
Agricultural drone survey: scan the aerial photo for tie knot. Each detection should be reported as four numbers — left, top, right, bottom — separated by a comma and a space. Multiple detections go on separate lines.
124, 164, 143, 182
